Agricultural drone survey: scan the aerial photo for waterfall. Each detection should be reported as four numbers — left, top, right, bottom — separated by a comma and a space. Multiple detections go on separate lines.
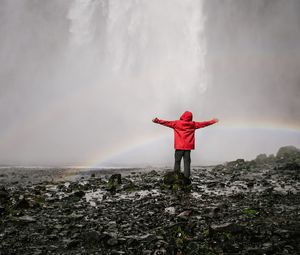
105, 0, 208, 100
68, 0, 98, 46
67, 0, 207, 108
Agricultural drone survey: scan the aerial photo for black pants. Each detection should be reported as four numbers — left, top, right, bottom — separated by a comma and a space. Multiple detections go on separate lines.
174, 150, 191, 178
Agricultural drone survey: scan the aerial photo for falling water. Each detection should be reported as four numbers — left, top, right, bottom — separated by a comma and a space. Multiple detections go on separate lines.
0, 0, 210, 165
1, 0, 300, 166
67, 0, 208, 108
68, 0, 98, 46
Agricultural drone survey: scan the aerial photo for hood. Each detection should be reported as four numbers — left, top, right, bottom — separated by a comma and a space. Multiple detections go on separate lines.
180, 111, 193, 121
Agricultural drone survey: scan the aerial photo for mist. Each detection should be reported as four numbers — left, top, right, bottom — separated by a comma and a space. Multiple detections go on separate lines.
0, 0, 299, 167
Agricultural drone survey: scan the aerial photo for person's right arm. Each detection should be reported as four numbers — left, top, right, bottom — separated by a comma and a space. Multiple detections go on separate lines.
152, 117, 176, 129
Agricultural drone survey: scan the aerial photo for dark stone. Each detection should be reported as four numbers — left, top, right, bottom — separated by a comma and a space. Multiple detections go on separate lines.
210, 223, 245, 234
73, 190, 85, 198
251, 154, 275, 167
213, 164, 225, 171
109, 174, 122, 184
107, 237, 118, 246
255, 154, 268, 163
186, 241, 200, 254
111, 251, 126, 255
277, 162, 300, 171
247, 181, 255, 188
15, 198, 30, 209
276, 145, 300, 160
82, 230, 101, 245
123, 180, 137, 191
15, 215, 36, 223
0, 186, 9, 204
148, 170, 159, 176
163, 171, 191, 191
67, 239, 80, 248
153, 248, 167, 255
245, 247, 266, 255
0, 205, 5, 215
107, 174, 122, 192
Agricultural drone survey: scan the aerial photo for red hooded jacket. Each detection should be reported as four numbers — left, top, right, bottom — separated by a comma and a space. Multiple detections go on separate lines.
154, 111, 217, 150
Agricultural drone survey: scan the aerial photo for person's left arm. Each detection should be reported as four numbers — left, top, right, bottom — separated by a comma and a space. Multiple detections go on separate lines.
194, 118, 219, 129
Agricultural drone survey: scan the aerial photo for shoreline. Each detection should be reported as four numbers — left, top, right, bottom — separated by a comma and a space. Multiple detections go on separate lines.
0, 166, 174, 185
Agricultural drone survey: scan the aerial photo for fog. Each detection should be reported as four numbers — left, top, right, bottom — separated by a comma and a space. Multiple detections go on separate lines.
0, 0, 299, 167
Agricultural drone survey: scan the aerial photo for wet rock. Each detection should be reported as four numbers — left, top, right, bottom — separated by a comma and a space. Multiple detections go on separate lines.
177, 210, 192, 218
276, 145, 300, 161
67, 239, 80, 248
212, 164, 225, 172
15, 215, 36, 223
226, 158, 245, 168
123, 180, 138, 191
246, 180, 255, 188
68, 212, 84, 220
110, 174, 122, 184
107, 237, 118, 246
0, 186, 10, 203
277, 162, 300, 171
207, 181, 218, 188
255, 153, 268, 162
73, 190, 85, 198
15, 197, 31, 209
111, 251, 126, 255
107, 174, 122, 192
82, 230, 102, 245
165, 207, 176, 215
153, 248, 167, 255
163, 171, 191, 191
210, 222, 245, 234
149, 170, 159, 176
0, 205, 5, 215
245, 247, 265, 255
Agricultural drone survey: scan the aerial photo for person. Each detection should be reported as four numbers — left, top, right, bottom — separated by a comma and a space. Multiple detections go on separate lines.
152, 111, 218, 179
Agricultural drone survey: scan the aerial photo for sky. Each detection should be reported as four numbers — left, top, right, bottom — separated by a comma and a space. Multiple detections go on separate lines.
0, 0, 299, 167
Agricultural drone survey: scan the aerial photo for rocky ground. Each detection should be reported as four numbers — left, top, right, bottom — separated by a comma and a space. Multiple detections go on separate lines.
0, 146, 300, 255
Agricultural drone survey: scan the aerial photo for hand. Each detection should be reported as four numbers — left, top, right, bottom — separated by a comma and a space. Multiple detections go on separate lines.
152, 117, 158, 123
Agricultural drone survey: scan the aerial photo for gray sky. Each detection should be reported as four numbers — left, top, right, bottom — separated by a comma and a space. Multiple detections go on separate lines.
0, 0, 299, 167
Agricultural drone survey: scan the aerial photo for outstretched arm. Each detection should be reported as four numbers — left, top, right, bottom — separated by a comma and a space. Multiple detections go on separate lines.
194, 118, 218, 129
152, 117, 176, 129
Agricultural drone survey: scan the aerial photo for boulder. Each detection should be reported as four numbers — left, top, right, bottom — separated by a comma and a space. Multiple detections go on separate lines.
163, 171, 191, 191
109, 174, 122, 184
255, 154, 268, 163
106, 174, 122, 192
276, 146, 300, 161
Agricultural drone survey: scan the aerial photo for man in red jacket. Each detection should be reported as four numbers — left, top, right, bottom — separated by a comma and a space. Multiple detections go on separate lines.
152, 111, 218, 179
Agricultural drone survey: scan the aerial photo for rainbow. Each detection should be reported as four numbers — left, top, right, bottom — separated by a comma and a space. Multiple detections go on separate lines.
2, 98, 300, 170
50, 119, 300, 182
82, 119, 300, 168
82, 132, 169, 168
